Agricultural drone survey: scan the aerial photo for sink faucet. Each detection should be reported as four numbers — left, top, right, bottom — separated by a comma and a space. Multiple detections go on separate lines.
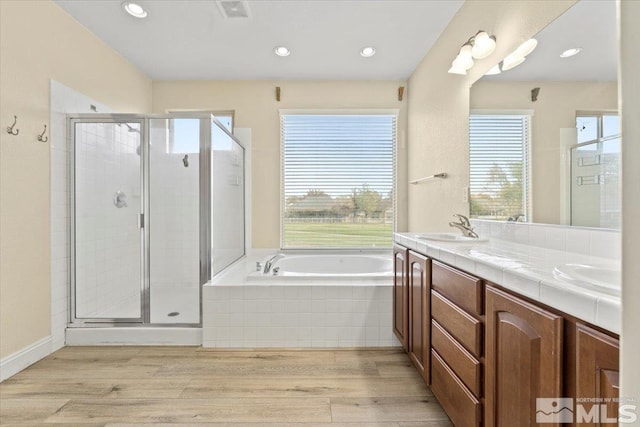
263, 253, 285, 274
449, 214, 479, 238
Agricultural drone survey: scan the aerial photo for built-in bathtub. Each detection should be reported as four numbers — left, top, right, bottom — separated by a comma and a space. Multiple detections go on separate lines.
248, 252, 393, 281
203, 250, 399, 348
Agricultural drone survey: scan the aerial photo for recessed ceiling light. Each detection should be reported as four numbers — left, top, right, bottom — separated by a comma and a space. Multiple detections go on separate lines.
122, 2, 148, 18
560, 47, 582, 58
274, 46, 290, 57
360, 47, 376, 57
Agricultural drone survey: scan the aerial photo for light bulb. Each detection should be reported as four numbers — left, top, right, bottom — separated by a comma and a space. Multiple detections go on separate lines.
471, 31, 497, 59
455, 44, 474, 70
515, 39, 538, 58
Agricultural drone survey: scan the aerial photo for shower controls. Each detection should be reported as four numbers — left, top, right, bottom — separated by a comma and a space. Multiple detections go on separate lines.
113, 191, 128, 208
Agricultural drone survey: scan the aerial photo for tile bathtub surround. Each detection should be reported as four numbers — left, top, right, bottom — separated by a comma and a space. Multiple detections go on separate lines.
395, 232, 621, 334
203, 284, 398, 348
470, 219, 621, 260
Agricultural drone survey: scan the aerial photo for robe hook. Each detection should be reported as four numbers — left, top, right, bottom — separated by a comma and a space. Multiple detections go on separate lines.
37, 124, 48, 142
6, 115, 19, 135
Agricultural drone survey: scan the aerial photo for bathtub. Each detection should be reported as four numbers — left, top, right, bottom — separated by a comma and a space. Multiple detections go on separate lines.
247, 252, 393, 280
204, 250, 398, 348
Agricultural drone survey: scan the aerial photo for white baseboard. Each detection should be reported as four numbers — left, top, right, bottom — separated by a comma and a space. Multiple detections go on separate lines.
0, 336, 52, 382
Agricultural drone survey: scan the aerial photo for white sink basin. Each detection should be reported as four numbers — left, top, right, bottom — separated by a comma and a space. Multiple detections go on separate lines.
553, 263, 621, 296
416, 232, 488, 243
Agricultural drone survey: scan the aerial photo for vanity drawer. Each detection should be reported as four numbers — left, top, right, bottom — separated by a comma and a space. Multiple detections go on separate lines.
432, 261, 483, 315
431, 349, 482, 427
432, 290, 482, 358
432, 319, 482, 397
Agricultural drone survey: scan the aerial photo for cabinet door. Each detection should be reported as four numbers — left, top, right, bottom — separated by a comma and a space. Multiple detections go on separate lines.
393, 245, 409, 350
485, 285, 563, 427
575, 323, 619, 426
408, 251, 430, 381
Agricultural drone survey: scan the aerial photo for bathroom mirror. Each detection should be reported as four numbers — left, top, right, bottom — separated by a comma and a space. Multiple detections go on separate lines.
469, 0, 619, 229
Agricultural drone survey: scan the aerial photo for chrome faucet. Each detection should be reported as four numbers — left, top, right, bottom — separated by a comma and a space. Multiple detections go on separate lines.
263, 253, 284, 274
449, 214, 479, 238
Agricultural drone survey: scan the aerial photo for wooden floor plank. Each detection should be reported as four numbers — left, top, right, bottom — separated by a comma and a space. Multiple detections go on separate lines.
44, 398, 332, 423
153, 360, 380, 379
330, 396, 450, 423
0, 398, 70, 424
181, 376, 431, 398
375, 360, 424, 378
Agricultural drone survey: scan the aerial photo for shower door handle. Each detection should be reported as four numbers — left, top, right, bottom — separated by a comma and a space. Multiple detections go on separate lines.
139, 213, 145, 229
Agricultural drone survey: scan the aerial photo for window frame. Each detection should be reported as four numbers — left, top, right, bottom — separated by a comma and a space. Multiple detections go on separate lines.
469, 109, 533, 222
279, 109, 398, 250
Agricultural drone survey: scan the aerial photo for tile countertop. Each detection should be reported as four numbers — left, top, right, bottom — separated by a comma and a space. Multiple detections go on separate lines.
394, 232, 621, 334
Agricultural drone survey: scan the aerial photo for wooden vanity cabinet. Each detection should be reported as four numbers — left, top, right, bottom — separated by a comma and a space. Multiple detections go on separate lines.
392, 244, 621, 427
574, 322, 620, 426
485, 285, 563, 427
429, 260, 484, 427
392, 244, 409, 351
407, 251, 430, 381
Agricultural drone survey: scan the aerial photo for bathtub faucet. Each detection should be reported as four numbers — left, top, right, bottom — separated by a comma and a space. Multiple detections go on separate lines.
263, 253, 285, 274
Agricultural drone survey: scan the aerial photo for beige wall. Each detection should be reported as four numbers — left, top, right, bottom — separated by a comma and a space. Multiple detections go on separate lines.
152, 80, 408, 248
407, 0, 575, 232
0, 0, 152, 359
620, 0, 640, 413
470, 80, 618, 224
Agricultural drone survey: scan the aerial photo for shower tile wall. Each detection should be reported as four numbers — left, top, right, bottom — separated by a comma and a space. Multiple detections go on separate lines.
74, 122, 142, 319
50, 81, 113, 348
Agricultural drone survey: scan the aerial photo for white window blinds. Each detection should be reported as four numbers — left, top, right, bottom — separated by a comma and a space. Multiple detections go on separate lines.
281, 114, 396, 249
469, 114, 530, 221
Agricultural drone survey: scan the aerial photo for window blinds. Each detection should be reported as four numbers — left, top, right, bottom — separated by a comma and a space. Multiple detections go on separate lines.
280, 114, 396, 248
469, 114, 530, 221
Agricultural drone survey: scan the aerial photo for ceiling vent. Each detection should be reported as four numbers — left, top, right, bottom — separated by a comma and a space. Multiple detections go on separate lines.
217, 1, 250, 19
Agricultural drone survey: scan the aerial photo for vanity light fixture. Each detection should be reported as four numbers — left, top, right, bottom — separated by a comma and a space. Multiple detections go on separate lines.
274, 46, 291, 57
448, 30, 497, 75
560, 47, 582, 58
360, 47, 376, 57
122, 1, 148, 18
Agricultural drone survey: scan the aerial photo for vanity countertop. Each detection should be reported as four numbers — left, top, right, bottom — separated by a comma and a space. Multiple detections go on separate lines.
394, 232, 621, 334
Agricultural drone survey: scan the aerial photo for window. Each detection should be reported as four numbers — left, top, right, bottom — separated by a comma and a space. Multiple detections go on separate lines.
167, 112, 233, 154
576, 112, 619, 142
281, 113, 396, 249
469, 113, 531, 221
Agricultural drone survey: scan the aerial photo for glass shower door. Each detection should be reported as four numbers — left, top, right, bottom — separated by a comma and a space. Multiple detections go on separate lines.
148, 118, 203, 324
72, 120, 144, 321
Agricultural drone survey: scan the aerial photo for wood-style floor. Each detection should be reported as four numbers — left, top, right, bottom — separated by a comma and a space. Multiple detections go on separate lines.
0, 346, 452, 426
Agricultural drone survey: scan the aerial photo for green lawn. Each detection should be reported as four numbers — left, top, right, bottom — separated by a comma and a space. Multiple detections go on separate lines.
283, 222, 392, 248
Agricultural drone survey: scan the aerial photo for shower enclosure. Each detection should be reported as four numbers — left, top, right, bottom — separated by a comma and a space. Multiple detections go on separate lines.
68, 114, 245, 326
